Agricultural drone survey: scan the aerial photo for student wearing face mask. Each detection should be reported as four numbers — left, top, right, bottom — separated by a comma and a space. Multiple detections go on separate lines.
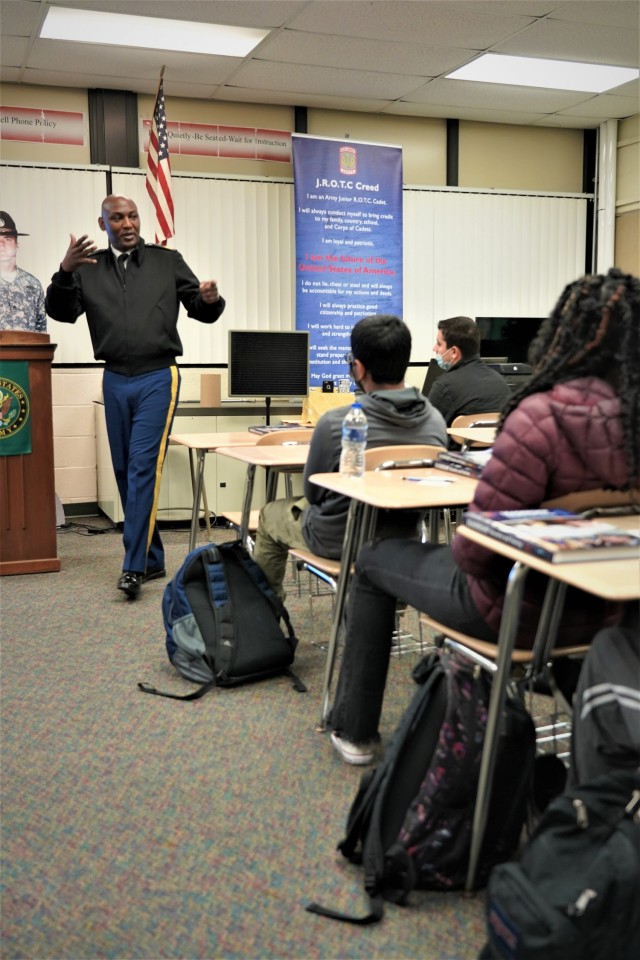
428, 315, 510, 427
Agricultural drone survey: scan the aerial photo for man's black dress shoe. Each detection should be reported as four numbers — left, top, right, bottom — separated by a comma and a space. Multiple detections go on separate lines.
142, 567, 166, 583
117, 571, 143, 599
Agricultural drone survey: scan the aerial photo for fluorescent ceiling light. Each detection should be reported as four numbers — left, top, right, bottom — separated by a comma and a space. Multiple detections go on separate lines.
446, 54, 638, 93
40, 6, 269, 57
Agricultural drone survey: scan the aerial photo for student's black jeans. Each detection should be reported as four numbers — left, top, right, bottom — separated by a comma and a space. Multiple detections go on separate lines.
329, 538, 496, 744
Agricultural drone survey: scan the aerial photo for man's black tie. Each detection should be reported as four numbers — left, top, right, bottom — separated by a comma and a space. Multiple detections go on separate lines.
117, 253, 129, 283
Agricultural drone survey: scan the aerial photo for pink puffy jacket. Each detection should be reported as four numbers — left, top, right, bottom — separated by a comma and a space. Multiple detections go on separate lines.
452, 376, 630, 647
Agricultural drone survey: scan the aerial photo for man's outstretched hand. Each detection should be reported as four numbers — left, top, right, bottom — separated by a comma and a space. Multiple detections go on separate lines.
61, 234, 98, 273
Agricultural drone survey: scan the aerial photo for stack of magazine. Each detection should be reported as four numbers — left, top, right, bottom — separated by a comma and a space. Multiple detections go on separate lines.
463, 508, 640, 563
248, 424, 309, 435
434, 448, 492, 478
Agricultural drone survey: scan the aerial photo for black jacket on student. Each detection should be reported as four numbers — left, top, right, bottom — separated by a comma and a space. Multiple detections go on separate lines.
428, 355, 510, 427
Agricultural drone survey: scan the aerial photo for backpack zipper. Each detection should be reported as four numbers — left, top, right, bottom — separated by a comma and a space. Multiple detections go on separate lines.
572, 797, 589, 828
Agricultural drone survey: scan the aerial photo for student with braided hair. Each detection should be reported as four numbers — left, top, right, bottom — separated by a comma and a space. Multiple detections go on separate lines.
328, 268, 640, 765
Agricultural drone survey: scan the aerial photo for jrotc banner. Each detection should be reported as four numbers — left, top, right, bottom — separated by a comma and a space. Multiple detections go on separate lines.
292, 135, 403, 388
0, 361, 31, 456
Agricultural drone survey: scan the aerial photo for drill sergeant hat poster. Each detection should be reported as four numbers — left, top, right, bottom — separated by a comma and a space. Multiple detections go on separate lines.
292, 135, 403, 388
0, 361, 31, 456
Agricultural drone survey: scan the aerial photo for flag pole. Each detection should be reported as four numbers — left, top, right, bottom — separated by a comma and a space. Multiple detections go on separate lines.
154, 65, 165, 101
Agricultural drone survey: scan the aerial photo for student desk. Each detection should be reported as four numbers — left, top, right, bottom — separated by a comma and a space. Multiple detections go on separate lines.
214, 443, 311, 548
170, 432, 264, 551
447, 426, 497, 448
308, 468, 479, 727
455, 518, 640, 891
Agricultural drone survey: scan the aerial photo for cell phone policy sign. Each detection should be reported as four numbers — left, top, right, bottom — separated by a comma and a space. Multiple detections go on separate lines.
0, 106, 85, 145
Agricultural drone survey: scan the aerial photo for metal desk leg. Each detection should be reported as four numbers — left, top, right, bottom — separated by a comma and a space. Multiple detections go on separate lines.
265, 466, 278, 503
465, 561, 529, 892
318, 498, 364, 729
201, 481, 211, 540
465, 572, 570, 890
187, 447, 196, 492
188, 450, 207, 553
428, 509, 438, 542
532, 580, 568, 674
239, 463, 257, 549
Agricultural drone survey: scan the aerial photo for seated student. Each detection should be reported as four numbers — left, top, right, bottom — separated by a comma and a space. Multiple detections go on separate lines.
328, 268, 640, 765
429, 315, 511, 426
252, 314, 447, 598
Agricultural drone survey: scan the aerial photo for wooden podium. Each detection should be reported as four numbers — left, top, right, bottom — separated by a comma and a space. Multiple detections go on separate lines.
0, 331, 60, 575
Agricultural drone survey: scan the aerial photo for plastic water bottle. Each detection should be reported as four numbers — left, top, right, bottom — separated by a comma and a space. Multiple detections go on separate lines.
339, 402, 368, 477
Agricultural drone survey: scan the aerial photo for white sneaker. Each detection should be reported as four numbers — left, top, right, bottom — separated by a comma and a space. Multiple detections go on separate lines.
330, 731, 375, 766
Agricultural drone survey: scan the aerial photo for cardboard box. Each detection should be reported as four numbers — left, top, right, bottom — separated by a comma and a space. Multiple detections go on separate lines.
200, 374, 221, 407
302, 388, 353, 424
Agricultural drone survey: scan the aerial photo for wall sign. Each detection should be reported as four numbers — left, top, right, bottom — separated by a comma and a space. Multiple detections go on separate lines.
0, 106, 85, 145
0, 362, 31, 456
141, 120, 291, 162
292, 135, 403, 387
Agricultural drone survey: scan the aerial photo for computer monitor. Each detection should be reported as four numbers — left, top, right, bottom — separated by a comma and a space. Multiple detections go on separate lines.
476, 317, 545, 364
228, 329, 309, 407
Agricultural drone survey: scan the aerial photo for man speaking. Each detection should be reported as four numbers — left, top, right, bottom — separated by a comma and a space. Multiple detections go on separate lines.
46, 195, 225, 599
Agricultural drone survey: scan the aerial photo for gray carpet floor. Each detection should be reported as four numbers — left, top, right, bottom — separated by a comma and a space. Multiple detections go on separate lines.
1, 518, 489, 960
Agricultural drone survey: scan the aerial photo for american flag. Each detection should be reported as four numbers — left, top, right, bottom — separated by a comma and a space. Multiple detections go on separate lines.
146, 75, 175, 245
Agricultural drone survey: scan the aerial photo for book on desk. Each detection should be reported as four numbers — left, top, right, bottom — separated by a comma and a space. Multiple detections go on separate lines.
463, 508, 640, 563
434, 449, 492, 478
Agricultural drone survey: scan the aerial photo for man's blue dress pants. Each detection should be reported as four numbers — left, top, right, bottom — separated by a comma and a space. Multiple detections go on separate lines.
103, 365, 180, 574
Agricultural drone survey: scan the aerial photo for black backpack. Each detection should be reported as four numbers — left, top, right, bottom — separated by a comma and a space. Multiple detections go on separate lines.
306, 650, 535, 924
570, 624, 640, 786
138, 540, 306, 700
480, 769, 640, 960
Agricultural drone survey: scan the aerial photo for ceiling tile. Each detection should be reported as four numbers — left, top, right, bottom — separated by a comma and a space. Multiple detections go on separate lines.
217, 86, 391, 113
546, 1, 639, 30
258, 30, 475, 77
0, 36, 30, 66
284, 0, 537, 48
530, 113, 606, 128
492, 18, 639, 67
555, 92, 640, 119
27, 39, 242, 85
401, 77, 593, 112
231, 59, 427, 100
385, 100, 549, 126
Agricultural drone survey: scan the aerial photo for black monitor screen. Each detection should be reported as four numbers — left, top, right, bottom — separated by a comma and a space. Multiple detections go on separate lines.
228, 330, 309, 397
476, 317, 546, 364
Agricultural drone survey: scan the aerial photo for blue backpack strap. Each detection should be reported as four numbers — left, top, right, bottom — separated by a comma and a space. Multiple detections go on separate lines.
223, 541, 307, 693
137, 678, 217, 700
140, 544, 222, 700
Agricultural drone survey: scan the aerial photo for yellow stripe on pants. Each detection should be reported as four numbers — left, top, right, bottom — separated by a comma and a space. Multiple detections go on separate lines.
146, 365, 180, 554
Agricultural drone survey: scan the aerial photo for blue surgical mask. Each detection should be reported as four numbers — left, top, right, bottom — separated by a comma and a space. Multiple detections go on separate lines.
436, 347, 454, 371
